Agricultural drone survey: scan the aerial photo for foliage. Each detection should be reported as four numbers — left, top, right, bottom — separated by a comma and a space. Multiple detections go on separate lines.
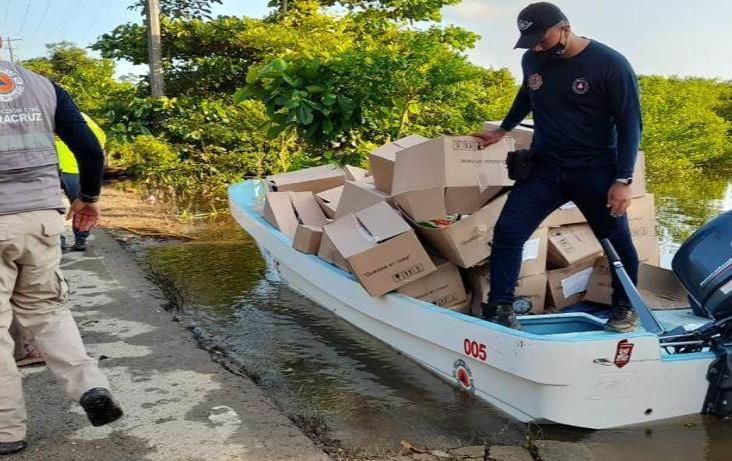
267, 0, 461, 21
639, 76, 731, 177
129, 0, 223, 19
21, 43, 135, 123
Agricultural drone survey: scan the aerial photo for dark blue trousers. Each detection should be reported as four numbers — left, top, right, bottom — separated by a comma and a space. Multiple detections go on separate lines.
60, 172, 90, 244
488, 161, 639, 306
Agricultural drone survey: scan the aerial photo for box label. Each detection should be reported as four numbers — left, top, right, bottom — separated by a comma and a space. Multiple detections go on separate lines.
561, 267, 593, 298
452, 139, 481, 151
522, 238, 540, 262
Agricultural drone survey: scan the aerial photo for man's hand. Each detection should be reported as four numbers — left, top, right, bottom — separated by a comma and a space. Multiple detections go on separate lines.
607, 182, 632, 218
471, 127, 507, 149
67, 199, 100, 232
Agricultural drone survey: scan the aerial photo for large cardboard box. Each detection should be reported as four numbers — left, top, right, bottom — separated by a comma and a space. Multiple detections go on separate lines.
634, 234, 660, 266
469, 265, 547, 314
263, 191, 328, 239
520, 226, 548, 277
541, 202, 587, 228
315, 185, 344, 219
630, 151, 646, 199
547, 223, 603, 268
398, 258, 468, 308
266, 164, 345, 193
410, 193, 509, 268
323, 201, 437, 296
392, 136, 514, 222
445, 298, 472, 315
627, 193, 656, 241
484, 121, 533, 150
317, 232, 352, 273
343, 164, 369, 182
335, 181, 391, 219
369, 134, 430, 194
293, 224, 324, 255
584, 259, 688, 309
547, 258, 596, 309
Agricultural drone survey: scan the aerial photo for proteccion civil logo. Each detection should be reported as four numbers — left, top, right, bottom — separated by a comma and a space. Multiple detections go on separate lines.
572, 78, 590, 95
528, 73, 543, 91
0, 69, 24, 102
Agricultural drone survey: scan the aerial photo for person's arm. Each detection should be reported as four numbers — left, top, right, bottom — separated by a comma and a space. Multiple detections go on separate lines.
501, 53, 533, 131
500, 84, 532, 132
607, 57, 642, 179
53, 82, 104, 200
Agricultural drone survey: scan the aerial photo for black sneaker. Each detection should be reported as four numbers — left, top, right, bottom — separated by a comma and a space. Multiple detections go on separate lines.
0, 441, 27, 456
605, 301, 639, 333
79, 388, 123, 427
481, 303, 522, 329
70, 241, 87, 252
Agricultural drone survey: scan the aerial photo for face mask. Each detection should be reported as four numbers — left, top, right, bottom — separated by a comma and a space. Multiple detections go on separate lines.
535, 29, 568, 60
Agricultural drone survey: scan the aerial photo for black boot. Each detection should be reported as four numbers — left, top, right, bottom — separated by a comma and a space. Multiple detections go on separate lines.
605, 300, 639, 333
70, 240, 87, 252
481, 303, 522, 329
0, 441, 27, 456
79, 388, 123, 427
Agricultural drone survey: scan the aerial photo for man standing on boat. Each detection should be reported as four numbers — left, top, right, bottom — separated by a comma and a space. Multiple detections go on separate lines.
473, 2, 642, 332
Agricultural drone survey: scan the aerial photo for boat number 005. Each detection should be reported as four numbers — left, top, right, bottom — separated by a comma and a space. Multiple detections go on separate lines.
463, 339, 487, 361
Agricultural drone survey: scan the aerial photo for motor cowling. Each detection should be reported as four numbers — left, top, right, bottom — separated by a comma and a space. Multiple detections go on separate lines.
672, 210, 732, 321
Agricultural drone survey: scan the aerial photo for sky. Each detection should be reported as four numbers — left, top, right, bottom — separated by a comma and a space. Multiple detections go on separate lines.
1, 0, 731, 81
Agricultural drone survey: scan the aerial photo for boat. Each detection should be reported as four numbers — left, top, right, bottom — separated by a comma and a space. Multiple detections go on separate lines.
229, 179, 732, 429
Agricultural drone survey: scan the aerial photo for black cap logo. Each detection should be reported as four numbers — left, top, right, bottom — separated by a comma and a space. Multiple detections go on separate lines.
518, 19, 534, 31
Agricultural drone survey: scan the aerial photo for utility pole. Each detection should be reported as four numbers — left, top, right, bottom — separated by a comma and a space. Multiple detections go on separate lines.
4, 37, 22, 62
145, 0, 165, 98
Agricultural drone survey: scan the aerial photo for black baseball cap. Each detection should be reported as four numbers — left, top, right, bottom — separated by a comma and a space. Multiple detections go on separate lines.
514, 2, 568, 49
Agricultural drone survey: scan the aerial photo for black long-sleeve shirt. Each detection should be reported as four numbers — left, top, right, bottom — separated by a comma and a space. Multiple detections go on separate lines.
501, 40, 642, 178
52, 82, 104, 197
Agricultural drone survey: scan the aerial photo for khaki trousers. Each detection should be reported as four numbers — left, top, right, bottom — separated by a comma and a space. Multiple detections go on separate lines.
0, 209, 109, 442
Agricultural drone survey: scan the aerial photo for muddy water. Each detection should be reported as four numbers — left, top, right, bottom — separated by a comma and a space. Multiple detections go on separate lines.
144, 175, 732, 460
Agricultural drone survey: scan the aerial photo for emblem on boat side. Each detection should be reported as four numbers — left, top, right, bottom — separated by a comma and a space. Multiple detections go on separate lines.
613, 339, 634, 369
452, 359, 475, 393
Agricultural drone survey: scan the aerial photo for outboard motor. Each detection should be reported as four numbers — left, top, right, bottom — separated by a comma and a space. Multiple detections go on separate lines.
672, 210, 732, 418
672, 210, 732, 320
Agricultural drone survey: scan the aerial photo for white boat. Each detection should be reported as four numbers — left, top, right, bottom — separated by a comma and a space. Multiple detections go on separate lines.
229, 179, 718, 429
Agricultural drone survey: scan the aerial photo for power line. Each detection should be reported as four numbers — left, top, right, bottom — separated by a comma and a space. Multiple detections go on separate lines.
18, 0, 32, 36
61, 0, 88, 37
32, 0, 51, 37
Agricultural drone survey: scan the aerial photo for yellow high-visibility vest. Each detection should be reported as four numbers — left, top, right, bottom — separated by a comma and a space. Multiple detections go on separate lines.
56, 113, 106, 174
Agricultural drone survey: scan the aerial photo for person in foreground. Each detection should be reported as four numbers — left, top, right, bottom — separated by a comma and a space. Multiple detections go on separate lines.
0, 58, 123, 456
473, 2, 642, 332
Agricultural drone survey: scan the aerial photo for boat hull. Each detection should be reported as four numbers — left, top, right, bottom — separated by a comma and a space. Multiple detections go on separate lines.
229, 180, 713, 429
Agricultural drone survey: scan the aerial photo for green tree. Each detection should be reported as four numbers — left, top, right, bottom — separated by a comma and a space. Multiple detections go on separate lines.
21, 42, 134, 122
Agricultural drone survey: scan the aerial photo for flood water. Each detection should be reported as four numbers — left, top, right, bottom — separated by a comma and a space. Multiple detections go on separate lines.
145, 174, 732, 460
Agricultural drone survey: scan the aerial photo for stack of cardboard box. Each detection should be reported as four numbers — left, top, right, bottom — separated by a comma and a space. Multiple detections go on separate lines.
259, 129, 676, 315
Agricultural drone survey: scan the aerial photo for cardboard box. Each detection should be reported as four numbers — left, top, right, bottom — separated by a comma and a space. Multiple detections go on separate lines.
445, 298, 471, 315
411, 192, 509, 268
547, 258, 596, 309
317, 231, 352, 273
627, 193, 656, 241
484, 121, 532, 150
634, 234, 660, 266
323, 201, 437, 296
369, 134, 430, 194
262, 191, 328, 239
315, 186, 344, 219
266, 164, 346, 193
398, 258, 468, 308
520, 226, 548, 277
391, 136, 514, 221
631, 151, 646, 198
541, 202, 587, 228
547, 223, 603, 268
293, 224, 323, 255
469, 265, 547, 314
342, 164, 369, 182
584, 259, 688, 309
335, 181, 391, 219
